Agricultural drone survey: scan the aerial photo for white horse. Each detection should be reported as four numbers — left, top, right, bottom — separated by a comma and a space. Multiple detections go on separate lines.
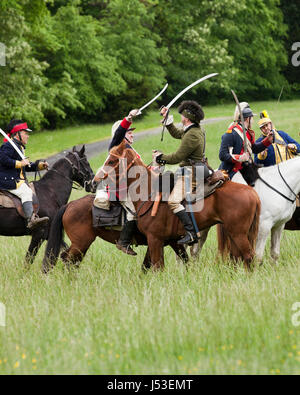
190, 157, 300, 263
254, 158, 300, 262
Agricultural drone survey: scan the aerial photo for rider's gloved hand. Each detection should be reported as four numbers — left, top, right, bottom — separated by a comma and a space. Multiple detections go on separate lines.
38, 161, 49, 170
127, 109, 140, 122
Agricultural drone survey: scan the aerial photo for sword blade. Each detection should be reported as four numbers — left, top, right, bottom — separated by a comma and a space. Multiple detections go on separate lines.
0, 128, 26, 160
231, 90, 248, 154
138, 83, 168, 114
166, 73, 218, 110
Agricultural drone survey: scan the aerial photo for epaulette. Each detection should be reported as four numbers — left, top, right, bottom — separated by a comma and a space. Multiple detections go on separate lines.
226, 129, 232, 134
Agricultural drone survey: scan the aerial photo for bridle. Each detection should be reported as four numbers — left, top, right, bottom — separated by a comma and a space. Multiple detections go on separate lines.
101, 150, 137, 184
258, 164, 298, 204
49, 152, 93, 190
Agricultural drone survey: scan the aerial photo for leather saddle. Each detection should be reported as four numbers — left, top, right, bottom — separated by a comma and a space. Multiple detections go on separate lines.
155, 169, 228, 201
0, 183, 39, 219
92, 201, 125, 229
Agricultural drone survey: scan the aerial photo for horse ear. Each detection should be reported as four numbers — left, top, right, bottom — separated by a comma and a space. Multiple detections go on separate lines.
79, 145, 85, 156
72, 146, 76, 152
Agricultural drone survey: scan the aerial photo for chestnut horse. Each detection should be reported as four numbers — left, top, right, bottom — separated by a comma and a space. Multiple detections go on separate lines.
87, 141, 261, 270
42, 198, 189, 273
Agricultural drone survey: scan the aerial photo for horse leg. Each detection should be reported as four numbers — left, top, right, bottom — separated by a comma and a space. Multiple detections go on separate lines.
227, 232, 254, 270
255, 222, 272, 264
190, 228, 210, 260
170, 242, 189, 264
147, 235, 165, 270
270, 224, 285, 264
62, 226, 96, 268
142, 247, 152, 273
25, 233, 46, 265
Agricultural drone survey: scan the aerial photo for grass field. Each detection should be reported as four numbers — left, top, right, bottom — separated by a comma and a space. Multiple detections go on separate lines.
0, 99, 300, 375
26, 99, 300, 159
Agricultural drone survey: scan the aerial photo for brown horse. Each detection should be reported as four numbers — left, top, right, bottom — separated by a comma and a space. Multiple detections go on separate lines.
89, 141, 261, 270
42, 194, 189, 273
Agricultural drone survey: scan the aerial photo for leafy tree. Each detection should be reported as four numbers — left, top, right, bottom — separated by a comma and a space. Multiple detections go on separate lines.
220, 0, 288, 100
280, 0, 300, 95
99, 0, 167, 117
0, 2, 49, 129
152, 0, 237, 104
34, 4, 125, 125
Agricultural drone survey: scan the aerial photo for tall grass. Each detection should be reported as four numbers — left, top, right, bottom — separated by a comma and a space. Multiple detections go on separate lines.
0, 100, 299, 374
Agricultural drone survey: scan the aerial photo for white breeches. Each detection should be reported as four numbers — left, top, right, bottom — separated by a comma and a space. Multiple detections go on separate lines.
9, 183, 33, 204
120, 196, 136, 221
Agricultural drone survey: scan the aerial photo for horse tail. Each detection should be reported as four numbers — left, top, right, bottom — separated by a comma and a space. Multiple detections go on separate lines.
217, 223, 231, 258
43, 205, 67, 272
248, 196, 261, 251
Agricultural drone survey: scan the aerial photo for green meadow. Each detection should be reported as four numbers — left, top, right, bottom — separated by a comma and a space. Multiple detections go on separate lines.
0, 99, 300, 375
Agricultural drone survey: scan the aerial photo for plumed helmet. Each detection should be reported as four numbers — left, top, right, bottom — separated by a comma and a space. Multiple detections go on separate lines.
258, 110, 273, 130
258, 118, 272, 128
233, 101, 250, 122
178, 100, 204, 124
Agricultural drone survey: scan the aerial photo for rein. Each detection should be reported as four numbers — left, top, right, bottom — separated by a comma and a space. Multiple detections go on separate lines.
47, 153, 90, 190
103, 149, 157, 218
103, 151, 136, 184
258, 164, 297, 204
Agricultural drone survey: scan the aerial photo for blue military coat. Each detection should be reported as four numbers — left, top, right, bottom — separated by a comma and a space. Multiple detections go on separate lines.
0, 139, 39, 190
254, 130, 300, 167
219, 123, 270, 178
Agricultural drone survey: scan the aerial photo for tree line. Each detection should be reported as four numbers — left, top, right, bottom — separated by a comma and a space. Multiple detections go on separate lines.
0, 0, 298, 130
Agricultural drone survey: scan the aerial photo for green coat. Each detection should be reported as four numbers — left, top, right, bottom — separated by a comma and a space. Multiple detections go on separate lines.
161, 123, 205, 167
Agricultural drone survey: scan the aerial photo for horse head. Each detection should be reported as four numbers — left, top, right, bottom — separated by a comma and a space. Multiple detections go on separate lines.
66, 146, 95, 191
97, 141, 141, 183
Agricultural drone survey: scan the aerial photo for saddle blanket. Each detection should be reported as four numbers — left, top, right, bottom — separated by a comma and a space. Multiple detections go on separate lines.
0, 184, 39, 218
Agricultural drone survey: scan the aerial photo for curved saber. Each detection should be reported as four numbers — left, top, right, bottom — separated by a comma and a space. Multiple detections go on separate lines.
166, 73, 218, 110
0, 128, 27, 161
138, 83, 168, 114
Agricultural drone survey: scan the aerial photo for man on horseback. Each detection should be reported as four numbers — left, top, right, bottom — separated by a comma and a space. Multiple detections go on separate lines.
94, 109, 140, 256
255, 111, 300, 229
219, 103, 274, 183
0, 119, 49, 230
155, 101, 212, 245
254, 111, 300, 166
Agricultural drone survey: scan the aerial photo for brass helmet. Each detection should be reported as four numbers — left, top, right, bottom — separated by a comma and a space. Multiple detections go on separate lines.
258, 110, 274, 135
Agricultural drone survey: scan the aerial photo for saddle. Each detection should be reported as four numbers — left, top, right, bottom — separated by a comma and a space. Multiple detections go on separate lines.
92, 201, 125, 229
0, 184, 39, 218
186, 170, 228, 204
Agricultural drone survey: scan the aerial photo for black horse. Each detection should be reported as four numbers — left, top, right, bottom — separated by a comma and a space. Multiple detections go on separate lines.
0, 145, 94, 264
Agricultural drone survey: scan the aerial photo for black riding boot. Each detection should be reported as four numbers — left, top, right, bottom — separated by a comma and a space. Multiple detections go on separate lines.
116, 220, 137, 256
175, 210, 197, 245
23, 201, 49, 231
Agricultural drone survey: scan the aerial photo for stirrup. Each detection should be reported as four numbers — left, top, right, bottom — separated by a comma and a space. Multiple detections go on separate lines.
177, 231, 198, 246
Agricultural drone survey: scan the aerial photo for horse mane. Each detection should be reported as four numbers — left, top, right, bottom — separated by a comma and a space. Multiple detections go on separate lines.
109, 140, 151, 172
109, 140, 127, 156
